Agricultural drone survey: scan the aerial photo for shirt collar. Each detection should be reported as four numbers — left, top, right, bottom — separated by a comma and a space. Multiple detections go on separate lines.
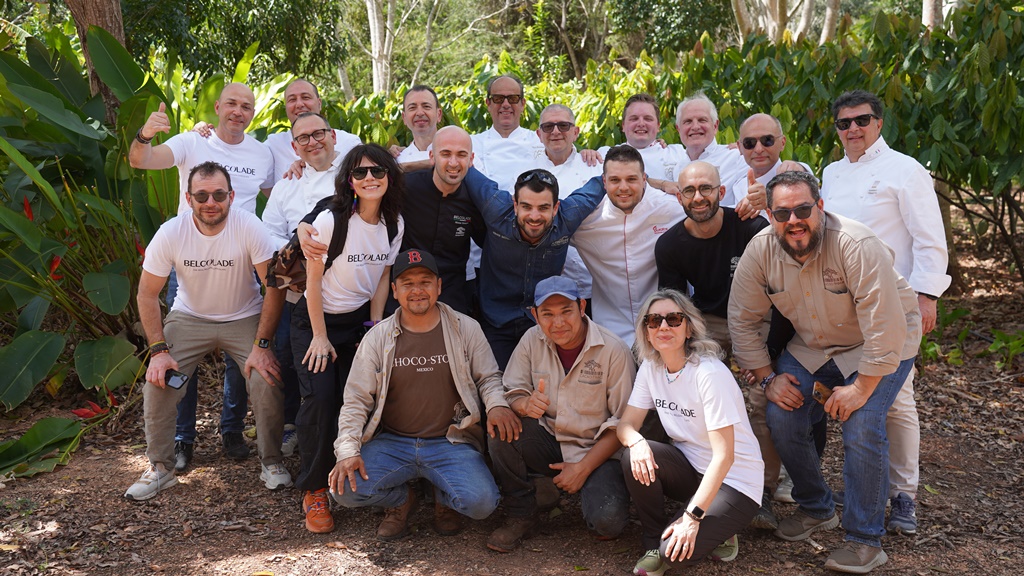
851, 135, 889, 164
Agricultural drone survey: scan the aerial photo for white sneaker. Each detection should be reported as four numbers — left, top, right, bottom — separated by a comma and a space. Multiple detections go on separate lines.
281, 424, 298, 457
261, 463, 293, 490
774, 469, 795, 503
125, 465, 178, 501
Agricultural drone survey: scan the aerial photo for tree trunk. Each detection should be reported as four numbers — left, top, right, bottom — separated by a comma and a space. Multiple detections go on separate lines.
731, 0, 756, 40
922, 0, 943, 29
64, 0, 124, 125
366, 0, 388, 93
795, 0, 815, 40
819, 0, 840, 44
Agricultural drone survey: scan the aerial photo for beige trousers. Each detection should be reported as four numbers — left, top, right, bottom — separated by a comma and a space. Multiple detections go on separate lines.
887, 366, 919, 498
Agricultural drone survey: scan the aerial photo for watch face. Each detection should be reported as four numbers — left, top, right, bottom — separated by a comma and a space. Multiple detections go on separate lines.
258, 338, 271, 349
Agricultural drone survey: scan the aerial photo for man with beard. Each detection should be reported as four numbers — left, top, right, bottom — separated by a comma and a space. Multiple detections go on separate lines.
127, 161, 287, 500
728, 171, 921, 574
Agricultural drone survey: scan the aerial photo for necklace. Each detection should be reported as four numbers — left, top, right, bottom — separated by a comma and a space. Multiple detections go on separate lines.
665, 366, 683, 383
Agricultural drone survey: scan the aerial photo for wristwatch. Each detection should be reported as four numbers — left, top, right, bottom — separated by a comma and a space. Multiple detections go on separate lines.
255, 338, 271, 349
685, 503, 705, 522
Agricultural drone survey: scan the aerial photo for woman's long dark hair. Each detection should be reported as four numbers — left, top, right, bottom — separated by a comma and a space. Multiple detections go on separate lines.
330, 143, 404, 227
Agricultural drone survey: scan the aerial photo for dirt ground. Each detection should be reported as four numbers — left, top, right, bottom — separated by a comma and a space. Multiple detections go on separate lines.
2, 249, 1023, 576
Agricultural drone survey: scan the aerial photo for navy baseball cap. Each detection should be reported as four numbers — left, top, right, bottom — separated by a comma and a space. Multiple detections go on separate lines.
534, 276, 580, 306
392, 249, 439, 281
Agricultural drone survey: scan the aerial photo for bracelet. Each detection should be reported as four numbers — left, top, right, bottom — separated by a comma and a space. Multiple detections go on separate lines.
150, 348, 169, 357
149, 341, 170, 355
759, 371, 777, 391
135, 128, 153, 145
628, 437, 646, 448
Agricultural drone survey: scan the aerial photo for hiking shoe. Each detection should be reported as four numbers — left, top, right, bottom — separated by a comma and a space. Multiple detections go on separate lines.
260, 463, 293, 490
174, 441, 193, 473
486, 515, 538, 553
303, 489, 334, 533
775, 510, 840, 541
377, 485, 416, 541
124, 465, 178, 501
774, 474, 795, 503
632, 549, 668, 576
534, 476, 560, 511
751, 490, 779, 530
834, 490, 844, 508
281, 424, 298, 457
434, 501, 466, 535
222, 432, 250, 460
887, 492, 917, 535
711, 534, 739, 562
824, 542, 888, 574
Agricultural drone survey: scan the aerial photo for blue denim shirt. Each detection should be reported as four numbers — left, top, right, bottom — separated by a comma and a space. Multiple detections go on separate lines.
463, 167, 605, 328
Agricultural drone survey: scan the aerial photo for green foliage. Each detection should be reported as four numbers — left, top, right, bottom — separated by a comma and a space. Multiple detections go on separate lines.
0, 417, 81, 478
920, 301, 971, 366
983, 330, 1024, 371
608, 0, 734, 54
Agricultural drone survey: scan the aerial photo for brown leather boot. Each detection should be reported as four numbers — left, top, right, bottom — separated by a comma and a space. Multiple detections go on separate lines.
434, 501, 467, 535
486, 516, 538, 552
377, 485, 417, 541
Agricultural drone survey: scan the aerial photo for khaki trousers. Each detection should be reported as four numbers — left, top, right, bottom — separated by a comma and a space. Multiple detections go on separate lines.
887, 367, 919, 498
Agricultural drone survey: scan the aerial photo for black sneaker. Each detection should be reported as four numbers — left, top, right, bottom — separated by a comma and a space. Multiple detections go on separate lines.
750, 490, 779, 530
222, 432, 250, 460
174, 441, 193, 472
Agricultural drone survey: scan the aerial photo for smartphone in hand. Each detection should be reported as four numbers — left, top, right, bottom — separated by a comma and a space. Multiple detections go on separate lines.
812, 381, 832, 405
165, 369, 189, 389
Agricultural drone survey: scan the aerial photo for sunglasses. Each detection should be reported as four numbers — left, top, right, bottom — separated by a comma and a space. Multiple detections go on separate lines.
539, 121, 574, 133
741, 135, 777, 150
488, 94, 523, 105
190, 191, 229, 203
834, 114, 879, 131
516, 169, 557, 189
770, 203, 816, 222
680, 184, 719, 199
293, 128, 329, 146
351, 166, 389, 180
643, 312, 686, 329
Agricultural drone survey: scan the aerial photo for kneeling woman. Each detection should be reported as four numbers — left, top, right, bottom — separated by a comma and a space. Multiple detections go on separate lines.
292, 144, 404, 533
617, 289, 763, 575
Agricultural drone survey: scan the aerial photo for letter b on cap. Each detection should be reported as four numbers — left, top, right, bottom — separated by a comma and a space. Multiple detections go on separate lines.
408, 250, 422, 263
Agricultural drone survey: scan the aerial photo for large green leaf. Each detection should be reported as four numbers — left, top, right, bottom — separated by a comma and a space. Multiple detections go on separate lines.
85, 25, 146, 101
0, 204, 43, 253
232, 41, 260, 84
74, 336, 143, 393
0, 136, 65, 215
7, 84, 105, 141
0, 330, 66, 411
0, 51, 71, 105
25, 37, 90, 106
0, 417, 81, 476
82, 272, 131, 315
16, 296, 50, 336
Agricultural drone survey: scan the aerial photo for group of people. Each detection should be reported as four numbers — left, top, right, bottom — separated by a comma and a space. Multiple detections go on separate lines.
124, 74, 949, 576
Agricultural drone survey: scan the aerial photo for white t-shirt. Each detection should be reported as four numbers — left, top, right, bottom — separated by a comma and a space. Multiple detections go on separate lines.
629, 357, 764, 503
264, 129, 362, 183
311, 210, 405, 314
163, 131, 273, 215
143, 209, 277, 322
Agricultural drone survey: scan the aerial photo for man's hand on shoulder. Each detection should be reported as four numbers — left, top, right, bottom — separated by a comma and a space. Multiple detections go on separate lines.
191, 121, 213, 138
298, 222, 328, 260
486, 406, 521, 442
579, 149, 603, 167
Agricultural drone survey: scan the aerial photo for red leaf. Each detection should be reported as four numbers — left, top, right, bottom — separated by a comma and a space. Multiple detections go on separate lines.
135, 238, 146, 257
49, 255, 61, 274
108, 391, 119, 407
23, 197, 33, 221
71, 408, 97, 418
86, 401, 109, 415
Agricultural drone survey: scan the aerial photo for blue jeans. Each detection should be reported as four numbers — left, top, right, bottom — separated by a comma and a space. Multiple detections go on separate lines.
333, 433, 499, 520
167, 269, 249, 442
767, 350, 915, 547
274, 300, 300, 426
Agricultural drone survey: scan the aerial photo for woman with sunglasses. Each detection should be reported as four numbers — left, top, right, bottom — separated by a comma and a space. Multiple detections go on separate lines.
617, 289, 763, 575
290, 144, 404, 533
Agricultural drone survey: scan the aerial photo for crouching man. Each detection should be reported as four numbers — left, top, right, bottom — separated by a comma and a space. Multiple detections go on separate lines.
127, 161, 288, 500
487, 275, 635, 552
329, 250, 520, 539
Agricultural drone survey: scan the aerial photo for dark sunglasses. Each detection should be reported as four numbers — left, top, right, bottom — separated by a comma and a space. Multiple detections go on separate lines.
190, 191, 229, 203
516, 169, 557, 188
741, 135, 777, 150
488, 94, 523, 105
770, 203, 816, 222
293, 128, 329, 146
680, 184, 719, 199
643, 312, 686, 329
351, 166, 389, 180
834, 114, 879, 131
539, 121, 574, 133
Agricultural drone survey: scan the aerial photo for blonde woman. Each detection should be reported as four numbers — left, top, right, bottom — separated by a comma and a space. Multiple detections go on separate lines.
618, 289, 763, 575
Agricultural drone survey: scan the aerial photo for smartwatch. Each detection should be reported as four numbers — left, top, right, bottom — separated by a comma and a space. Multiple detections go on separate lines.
255, 338, 271, 349
685, 503, 705, 522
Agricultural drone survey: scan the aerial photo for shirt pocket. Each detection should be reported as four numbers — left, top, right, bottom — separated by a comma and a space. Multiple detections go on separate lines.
571, 380, 607, 416
821, 290, 858, 329
766, 288, 799, 322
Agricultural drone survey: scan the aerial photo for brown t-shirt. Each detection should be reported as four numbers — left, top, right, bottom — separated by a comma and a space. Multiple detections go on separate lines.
382, 322, 462, 438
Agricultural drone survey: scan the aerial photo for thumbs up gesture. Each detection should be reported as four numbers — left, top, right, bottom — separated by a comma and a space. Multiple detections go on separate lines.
523, 378, 550, 419
140, 102, 171, 141
736, 169, 766, 221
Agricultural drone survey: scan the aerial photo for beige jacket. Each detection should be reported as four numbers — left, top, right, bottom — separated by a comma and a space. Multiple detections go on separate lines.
503, 318, 636, 463
728, 211, 921, 378
334, 303, 509, 461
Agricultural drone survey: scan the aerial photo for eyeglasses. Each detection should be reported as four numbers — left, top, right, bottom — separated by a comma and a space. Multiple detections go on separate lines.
539, 121, 574, 133
643, 312, 687, 329
741, 135, 777, 150
834, 114, 879, 131
516, 169, 557, 189
190, 191, 229, 203
680, 184, 719, 199
488, 94, 523, 105
351, 166, 389, 180
293, 128, 329, 146
770, 203, 816, 222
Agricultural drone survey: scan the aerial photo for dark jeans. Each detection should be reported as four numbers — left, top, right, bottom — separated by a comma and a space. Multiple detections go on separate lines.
488, 418, 630, 538
167, 268, 248, 442
622, 440, 759, 562
274, 300, 301, 425
290, 297, 368, 492
480, 314, 535, 371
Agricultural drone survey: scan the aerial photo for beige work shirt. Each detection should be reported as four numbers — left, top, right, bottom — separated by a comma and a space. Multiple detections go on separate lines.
728, 211, 921, 378
503, 318, 636, 463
